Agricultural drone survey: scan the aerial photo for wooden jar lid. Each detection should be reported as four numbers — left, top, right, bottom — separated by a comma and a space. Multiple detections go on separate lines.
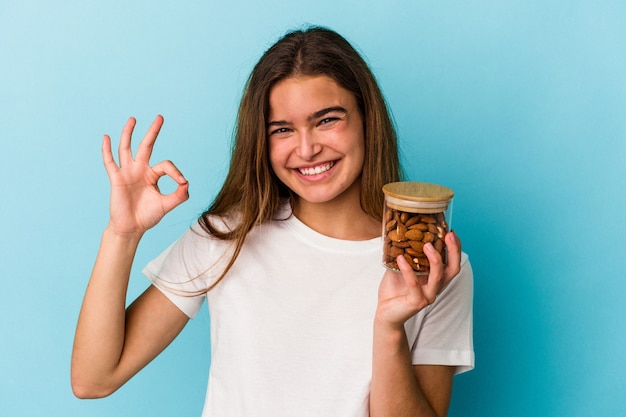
382, 182, 454, 213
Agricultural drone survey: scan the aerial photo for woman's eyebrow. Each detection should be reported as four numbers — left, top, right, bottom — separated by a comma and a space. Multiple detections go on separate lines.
267, 106, 348, 128
308, 106, 347, 121
267, 120, 289, 128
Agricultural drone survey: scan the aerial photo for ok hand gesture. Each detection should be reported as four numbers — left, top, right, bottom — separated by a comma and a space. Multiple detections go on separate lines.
102, 115, 189, 236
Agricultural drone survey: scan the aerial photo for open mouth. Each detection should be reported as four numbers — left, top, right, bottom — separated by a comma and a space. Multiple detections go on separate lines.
297, 161, 336, 176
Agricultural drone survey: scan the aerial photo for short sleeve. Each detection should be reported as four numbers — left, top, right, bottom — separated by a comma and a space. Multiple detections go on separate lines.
142, 222, 233, 318
409, 253, 474, 374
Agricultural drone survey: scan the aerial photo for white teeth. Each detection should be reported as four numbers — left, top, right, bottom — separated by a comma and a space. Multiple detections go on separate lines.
298, 161, 334, 176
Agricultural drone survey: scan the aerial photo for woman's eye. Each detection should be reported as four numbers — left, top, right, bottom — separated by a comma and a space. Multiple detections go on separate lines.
270, 127, 290, 136
319, 117, 338, 125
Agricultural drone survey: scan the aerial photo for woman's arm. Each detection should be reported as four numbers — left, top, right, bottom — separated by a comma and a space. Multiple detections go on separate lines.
370, 232, 462, 417
71, 231, 189, 398
371, 320, 455, 417
71, 116, 190, 398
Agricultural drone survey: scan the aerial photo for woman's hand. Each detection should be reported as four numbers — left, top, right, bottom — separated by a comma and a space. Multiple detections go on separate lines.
376, 231, 462, 329
102, 115, 189, 236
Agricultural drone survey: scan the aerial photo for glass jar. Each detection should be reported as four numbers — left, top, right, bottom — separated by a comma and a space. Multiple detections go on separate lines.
382, 182, 454, 275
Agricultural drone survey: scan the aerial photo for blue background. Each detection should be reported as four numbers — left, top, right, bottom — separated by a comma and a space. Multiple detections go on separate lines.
1, 1, 625, 416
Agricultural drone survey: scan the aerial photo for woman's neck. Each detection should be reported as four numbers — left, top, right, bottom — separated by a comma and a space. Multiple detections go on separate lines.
291, 192, 380, 241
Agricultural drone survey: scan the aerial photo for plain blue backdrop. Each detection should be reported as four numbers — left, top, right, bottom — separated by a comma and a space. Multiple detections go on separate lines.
1, 1, 625, 416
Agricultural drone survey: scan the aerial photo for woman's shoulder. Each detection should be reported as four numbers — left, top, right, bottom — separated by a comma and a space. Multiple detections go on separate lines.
199, 211, 239, 231
198, 200, 292, 235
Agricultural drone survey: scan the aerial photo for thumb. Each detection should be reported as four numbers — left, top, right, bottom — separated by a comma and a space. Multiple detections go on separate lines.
161, 178, 189, 213
152, 160, 190, 213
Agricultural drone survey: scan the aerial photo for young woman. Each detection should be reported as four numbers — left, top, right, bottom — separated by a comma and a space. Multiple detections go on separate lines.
71, 27, 474, 417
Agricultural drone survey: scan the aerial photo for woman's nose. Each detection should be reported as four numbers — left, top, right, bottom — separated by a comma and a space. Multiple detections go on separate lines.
296, 131, 322, 160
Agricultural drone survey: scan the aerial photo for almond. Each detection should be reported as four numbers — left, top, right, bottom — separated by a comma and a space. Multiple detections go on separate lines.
406, 247, 422, 257
408, 240, 425, 252
405, 229, 424, 241
387, 229, 401, 242
405, 215, 420, 227
388, 245, 404, 258
384, 208, 393, 222
423, 232, 435, 243
393, 241, 411, 248
409, 223, 428, 231
416, 256, 430, 267
396, 223, 407, 240
404, 253, 420, 271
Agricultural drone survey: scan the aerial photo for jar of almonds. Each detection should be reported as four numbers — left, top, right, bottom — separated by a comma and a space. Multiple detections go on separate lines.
382, 182, 454, 275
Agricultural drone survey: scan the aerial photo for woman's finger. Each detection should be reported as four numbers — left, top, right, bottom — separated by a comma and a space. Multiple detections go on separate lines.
152, 159, 186, 185
135, 115, 164, 164
421, 242, 445, 303
161, 181, 190, 214
101, 134, 118, 177
152, 160, 189, 213
443, 230, 462, 282
396, 255, 430, 309
118, 117, 136, 167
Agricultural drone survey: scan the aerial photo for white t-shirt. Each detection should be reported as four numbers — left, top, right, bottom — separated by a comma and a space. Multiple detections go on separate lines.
143, 207, 474, 417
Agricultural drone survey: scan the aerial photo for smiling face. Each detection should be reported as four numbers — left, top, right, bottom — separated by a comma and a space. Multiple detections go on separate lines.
267, 75, 365, 211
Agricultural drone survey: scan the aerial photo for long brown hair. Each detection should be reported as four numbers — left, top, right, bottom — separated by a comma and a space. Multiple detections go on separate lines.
198, 26, 401, 290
